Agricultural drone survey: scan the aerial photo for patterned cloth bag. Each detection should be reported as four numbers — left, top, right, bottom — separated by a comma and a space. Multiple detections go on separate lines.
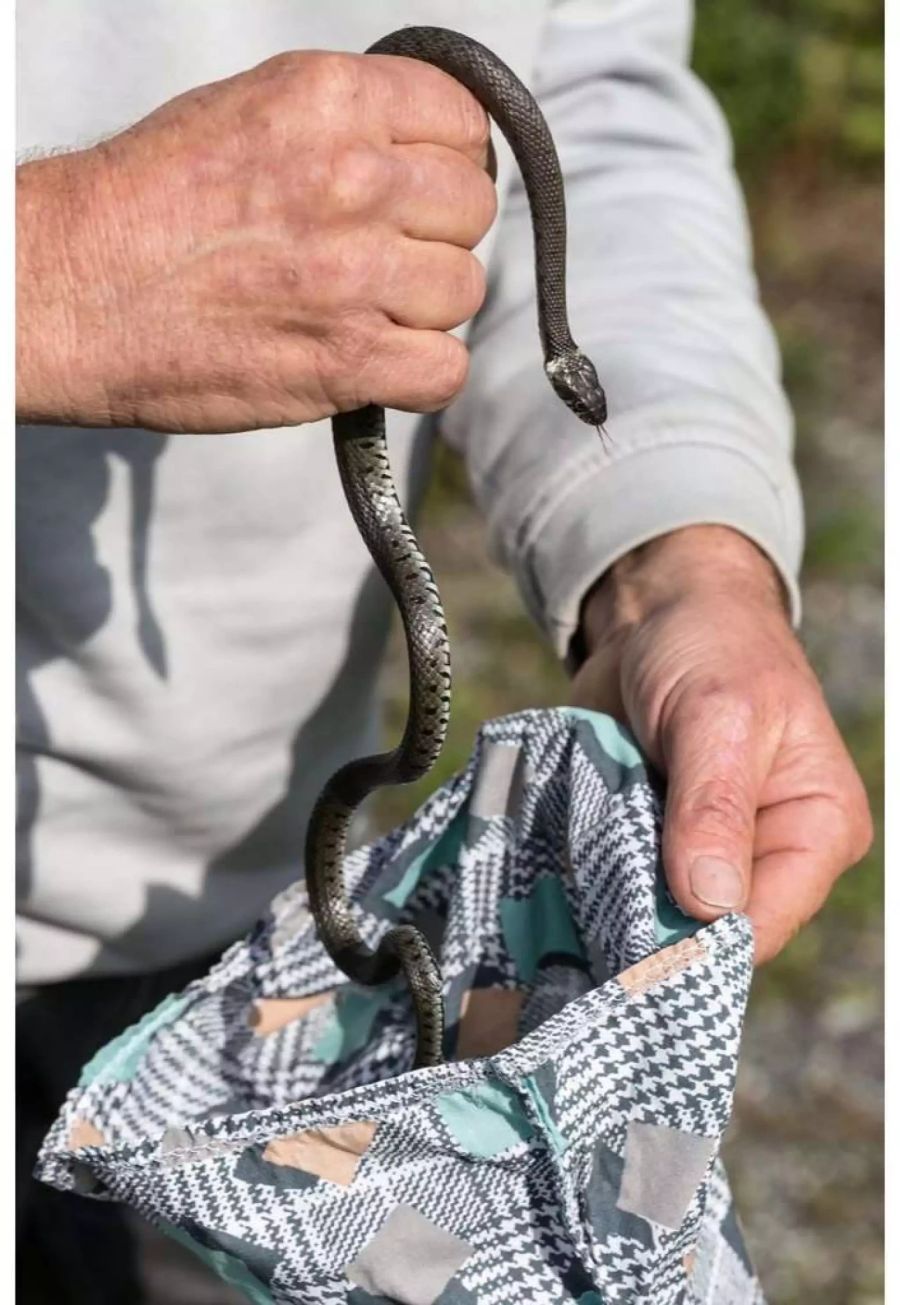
37, 708, 764, 1304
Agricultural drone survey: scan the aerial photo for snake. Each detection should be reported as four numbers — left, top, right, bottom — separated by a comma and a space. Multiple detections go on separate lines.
304, 27, 608, 1070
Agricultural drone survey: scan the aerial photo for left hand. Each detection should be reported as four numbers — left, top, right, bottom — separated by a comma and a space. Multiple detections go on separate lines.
571, 525, 873, 963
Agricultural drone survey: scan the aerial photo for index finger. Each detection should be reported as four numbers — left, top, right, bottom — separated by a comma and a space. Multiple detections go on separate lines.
366, 54, 491, 166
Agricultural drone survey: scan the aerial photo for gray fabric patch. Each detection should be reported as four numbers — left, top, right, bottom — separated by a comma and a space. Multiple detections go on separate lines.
617, 1121, 715, 1230
345, 1204, 472, 1305
468, 742, 525, 822
585, 1142, 654, 1249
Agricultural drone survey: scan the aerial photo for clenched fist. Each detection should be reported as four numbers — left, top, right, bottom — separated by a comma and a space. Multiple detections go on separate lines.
16, 50, 496, 432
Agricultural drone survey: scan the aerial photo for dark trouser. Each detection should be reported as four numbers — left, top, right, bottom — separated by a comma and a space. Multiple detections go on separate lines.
17, 951, 222, 1305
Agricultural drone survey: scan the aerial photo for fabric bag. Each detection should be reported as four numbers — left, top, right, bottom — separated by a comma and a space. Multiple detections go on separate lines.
37, 708, 764, 1304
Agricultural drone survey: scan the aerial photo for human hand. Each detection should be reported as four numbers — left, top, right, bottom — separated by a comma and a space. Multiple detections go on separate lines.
16, 50, 495, 432
571, 525, 872, 962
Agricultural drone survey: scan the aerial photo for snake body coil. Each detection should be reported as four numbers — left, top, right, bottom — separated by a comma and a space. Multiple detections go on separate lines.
305, 27, 607, 1069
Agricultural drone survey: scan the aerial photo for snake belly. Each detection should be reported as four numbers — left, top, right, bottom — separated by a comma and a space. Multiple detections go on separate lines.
304, 28, 608, 1071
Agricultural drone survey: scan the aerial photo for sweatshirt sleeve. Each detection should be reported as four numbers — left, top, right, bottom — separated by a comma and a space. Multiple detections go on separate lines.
440, 0, 804, 660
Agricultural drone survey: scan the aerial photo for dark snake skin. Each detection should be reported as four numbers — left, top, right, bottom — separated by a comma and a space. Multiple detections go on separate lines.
305, 27, 608, 1069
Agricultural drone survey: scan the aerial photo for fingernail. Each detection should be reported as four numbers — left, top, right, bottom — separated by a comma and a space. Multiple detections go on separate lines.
689, 856, 744, 909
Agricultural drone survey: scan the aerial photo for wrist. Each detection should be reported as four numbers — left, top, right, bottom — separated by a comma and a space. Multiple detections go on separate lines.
16, 151, 118, 425
579, 526, 790, 657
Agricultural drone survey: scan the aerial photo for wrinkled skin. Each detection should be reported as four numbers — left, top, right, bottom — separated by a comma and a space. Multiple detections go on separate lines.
16, 50, 496, 431
572, 524, 873, 963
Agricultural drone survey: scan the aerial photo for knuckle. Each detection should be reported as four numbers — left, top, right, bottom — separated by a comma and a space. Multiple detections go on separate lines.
752, 908, 801, 965
303, 51, 362, 107
399, 62, 488, 152
456, 90, 490, 153
449, 253, 486, 319
328, 309, 382, 371
259, 52, 365, 136
844, 786, 875, 864
823, 748, 875, 869
475, 167, 499, 233
254, 49, 305, 81
316, 310, 383, 402
698, 681, 757, 734
424, 336, 469, 407
665, 678, 758, 751
680, 777, 754, 840
328, 141, 388, 214
244, 51, 333, 143
465, 253, 487, 309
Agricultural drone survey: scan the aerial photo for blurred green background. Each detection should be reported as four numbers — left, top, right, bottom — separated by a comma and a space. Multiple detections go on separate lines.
378, 2, 884, 1301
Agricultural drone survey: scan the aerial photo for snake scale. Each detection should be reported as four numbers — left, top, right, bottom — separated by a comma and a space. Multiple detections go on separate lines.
305, 27, 608, 1069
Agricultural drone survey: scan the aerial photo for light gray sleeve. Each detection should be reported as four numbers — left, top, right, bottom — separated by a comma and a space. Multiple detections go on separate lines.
441, 0, 803, 660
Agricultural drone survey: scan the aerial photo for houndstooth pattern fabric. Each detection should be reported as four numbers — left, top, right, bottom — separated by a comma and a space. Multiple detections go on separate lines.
37, 708, 764, 1304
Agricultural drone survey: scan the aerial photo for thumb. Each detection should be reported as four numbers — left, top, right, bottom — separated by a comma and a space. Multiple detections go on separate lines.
660, 699, 759, 920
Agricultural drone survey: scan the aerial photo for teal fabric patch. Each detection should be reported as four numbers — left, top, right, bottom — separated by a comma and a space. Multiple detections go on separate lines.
562, 708, 643, 768
436, 1080, 533, 1158
578, 1293, 604, 1304
382, 809, 468, 909
522, 1073, 568, 1158
160, 1222, 275, 1304
78, 992, 190, 1087
312, 985, 394, 1064
654, 877, 700, 947
500, 876, 585, 982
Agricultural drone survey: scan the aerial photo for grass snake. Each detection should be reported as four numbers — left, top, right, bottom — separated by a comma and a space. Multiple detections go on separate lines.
305, 26, 608, 1069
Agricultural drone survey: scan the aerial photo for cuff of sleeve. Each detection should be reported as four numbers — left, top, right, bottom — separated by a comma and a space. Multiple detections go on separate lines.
514, 436, 804, 664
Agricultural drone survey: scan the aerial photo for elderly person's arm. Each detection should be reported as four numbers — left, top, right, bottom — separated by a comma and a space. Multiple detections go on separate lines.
443, 0, 871, 961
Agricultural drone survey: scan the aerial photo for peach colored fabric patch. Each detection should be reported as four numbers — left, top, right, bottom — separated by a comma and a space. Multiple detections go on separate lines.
684, 1249, 697, 1276
456, 987, 524, 1058
247, 991, 333, 1036
617, 936, 707, 997
68, 1118, 106, 1150
262, 1120, 378, 1187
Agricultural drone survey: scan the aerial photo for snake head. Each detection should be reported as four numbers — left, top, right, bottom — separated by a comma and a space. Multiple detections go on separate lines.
545, 349, 608, 430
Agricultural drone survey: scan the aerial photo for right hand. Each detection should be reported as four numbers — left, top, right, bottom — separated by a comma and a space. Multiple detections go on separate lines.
16, 50, 496, 432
